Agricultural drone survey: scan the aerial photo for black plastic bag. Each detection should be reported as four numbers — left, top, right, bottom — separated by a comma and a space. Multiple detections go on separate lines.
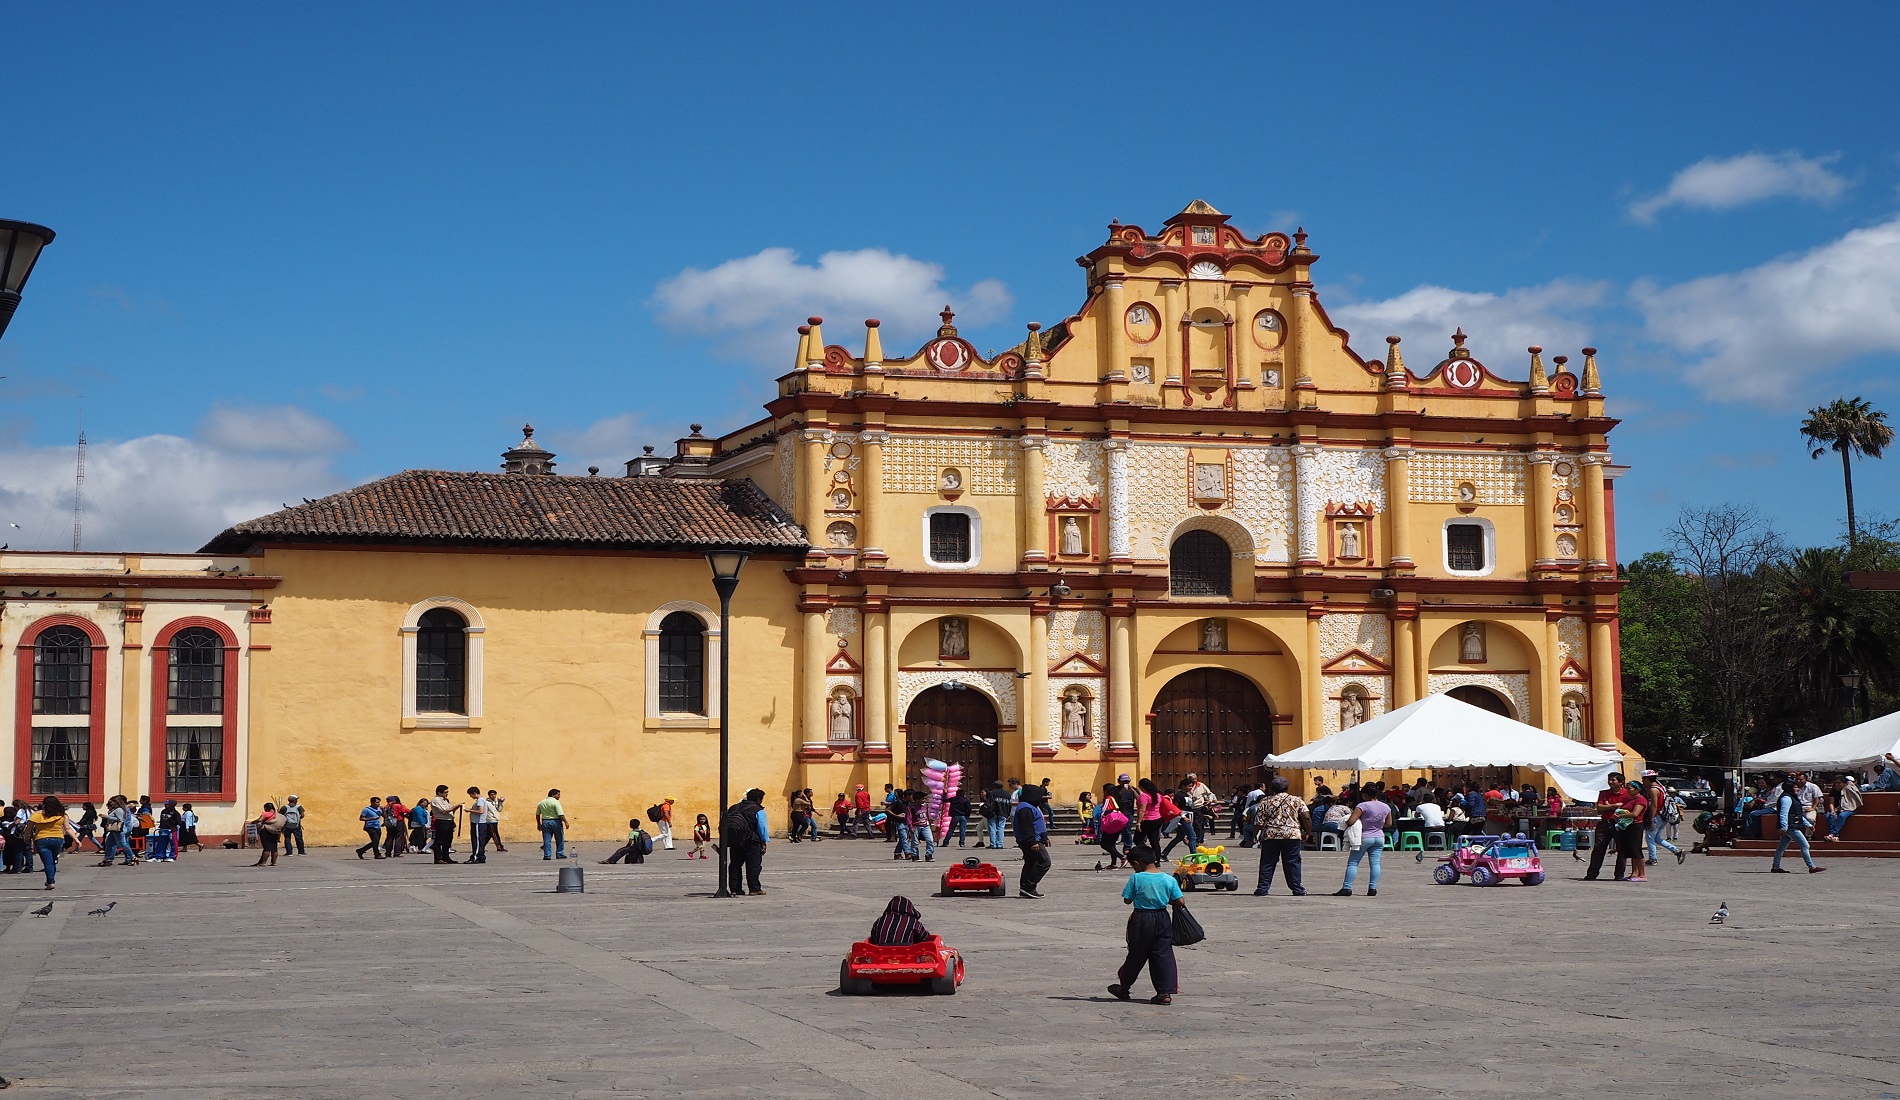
1172, 903, 1206, 947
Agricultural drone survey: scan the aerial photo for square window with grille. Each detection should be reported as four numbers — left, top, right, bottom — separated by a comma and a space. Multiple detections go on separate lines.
168, 629, 224, 714
929, 512, 972, 564
1447, 524, 1487, 572
33, 627, 91, 715
30, 727, 88, 795
165, 726, 223, 794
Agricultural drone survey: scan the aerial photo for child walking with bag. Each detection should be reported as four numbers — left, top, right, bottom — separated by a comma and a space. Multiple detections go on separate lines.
1108, 846, 1184, 1005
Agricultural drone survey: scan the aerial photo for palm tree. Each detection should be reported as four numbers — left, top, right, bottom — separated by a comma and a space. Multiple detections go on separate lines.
1800, 397, 1893, 547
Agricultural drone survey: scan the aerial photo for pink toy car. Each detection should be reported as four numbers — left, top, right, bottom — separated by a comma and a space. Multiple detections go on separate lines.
1432, 834, 1545, 887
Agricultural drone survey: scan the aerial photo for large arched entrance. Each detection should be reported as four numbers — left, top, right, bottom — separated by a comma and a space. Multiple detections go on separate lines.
1149, 668, 1274, 796
1447, 685, 1512, 717
904, 685, 1001, 796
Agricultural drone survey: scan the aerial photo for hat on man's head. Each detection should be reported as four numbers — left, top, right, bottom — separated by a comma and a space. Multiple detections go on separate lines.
1118, 774, 1131, 783
1640, 769, 1659, 778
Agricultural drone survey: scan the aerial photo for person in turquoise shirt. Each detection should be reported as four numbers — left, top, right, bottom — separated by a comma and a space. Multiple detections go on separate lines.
1108, 845, 1184, 1005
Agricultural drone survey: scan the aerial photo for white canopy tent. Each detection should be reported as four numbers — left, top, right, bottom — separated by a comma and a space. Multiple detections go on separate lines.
1741, 710, 1900, 772
1264, 693, 1624, 800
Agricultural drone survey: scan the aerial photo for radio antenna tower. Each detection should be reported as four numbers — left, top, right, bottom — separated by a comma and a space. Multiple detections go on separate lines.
73, 425, 86, 552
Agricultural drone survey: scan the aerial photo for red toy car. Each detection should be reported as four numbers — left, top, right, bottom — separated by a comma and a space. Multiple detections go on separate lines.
1432, 833, 1546, 887
839, 935, 965, 995
940, 856, 1006, 897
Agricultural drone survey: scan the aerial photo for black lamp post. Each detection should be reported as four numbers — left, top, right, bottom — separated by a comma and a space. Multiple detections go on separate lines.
0, 220, 57, 342
1840, 672, 1870, 724
705, 548, 749, 897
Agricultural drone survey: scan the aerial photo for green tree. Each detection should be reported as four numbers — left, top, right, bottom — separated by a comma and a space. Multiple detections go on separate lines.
1618, 551, 1717, 764
1768, 545, 1895, 732
1800, 396, 1893, 547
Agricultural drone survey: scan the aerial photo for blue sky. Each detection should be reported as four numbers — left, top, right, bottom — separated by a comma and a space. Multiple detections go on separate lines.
3, 3, 1898, 554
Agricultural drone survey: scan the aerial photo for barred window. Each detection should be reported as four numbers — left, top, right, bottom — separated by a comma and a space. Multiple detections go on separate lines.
658, 611, 705, 714
928, 512, 972, 564
416, 608, 467, 713
1447, 524, 1487, 572
165, 726, 223, 794
1170, 530, 1232, 597
33, 627, 91, 715
168, 628, 224, 714
30, 727, 87, 795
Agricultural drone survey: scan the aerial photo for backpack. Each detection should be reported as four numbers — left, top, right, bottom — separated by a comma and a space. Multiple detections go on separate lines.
720, 802, 759, 849
646, 804, 664, 823
1158, 795, 1181, 822
640, 832, 654, 856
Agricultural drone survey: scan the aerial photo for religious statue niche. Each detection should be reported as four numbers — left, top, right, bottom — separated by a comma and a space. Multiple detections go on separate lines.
1199, 618, 1227, 653
829, 688, 859, 743
1555, 504, 1575, 525
1337, 523, 1363, 560
1060, 515, 1087, 557
1561, 694, 1587, 742
939, 617, 970, 660
1555, 532, 1579, 559
1045, 494, 1101, 561
825, 520, 857, 549
1455, 481, 1479, 512
1326, 502, 1377, 565
1060, 687, 1092, 744
1125, 303, 1160, 344
1458, 622, 1487, 664
1338, 685, 1368, 731
939, 468, 964, 498
1131, 360, 1154, 384
1191, 459, 1227, 506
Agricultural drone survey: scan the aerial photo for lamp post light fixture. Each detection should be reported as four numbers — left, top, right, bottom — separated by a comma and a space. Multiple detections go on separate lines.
704, 548, 749, 898
1839, 672, 1870, 724
0, 220, 57, 343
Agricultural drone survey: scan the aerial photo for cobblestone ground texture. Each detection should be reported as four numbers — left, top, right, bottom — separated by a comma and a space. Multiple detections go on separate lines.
0, 834, 1894, 1098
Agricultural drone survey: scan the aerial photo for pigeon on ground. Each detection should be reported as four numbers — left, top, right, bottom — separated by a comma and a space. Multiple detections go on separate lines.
1710, 902, 1728, 926
28, 901, 53, 917
1415, 851, 1425, 863
1094, 860, 1103, 872
87, 901, 115, 917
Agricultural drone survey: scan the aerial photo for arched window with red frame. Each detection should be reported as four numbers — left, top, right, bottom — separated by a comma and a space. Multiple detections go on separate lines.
15, 616, 108, 802
150, 618, 239, 803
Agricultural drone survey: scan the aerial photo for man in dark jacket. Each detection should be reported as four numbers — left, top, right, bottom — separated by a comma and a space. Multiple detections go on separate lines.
947, 789, 972, 847
725, 788, 769, 896
1013, 784, 1052, 898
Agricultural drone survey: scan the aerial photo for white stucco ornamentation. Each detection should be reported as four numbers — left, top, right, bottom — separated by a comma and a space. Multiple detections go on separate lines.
1226, 447, 1294, 563
1045, 440, 1105, 500
1556, 616, 1585, 663
825, 608, 860, 638
1410, 451, 1526, 505
896, 669, 1019, 727
882, 436, 1019, 494
1123, 442, 1292, 562
1046, 676, 1106, 749
1047, 609, 1105, 662
1428, 672, 1532, 724
1320, 675, 1389, 738
776, 435, 796, 504
1105, 441, 1131, 558
1306, 448, 1387, 512
1319, 612, 1392, 663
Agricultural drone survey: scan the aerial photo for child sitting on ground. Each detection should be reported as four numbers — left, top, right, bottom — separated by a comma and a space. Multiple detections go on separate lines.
868, 896, 932, 945
599, 818, 651, 864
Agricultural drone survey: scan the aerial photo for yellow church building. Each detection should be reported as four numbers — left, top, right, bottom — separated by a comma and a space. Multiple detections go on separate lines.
172, 201, 1631, 843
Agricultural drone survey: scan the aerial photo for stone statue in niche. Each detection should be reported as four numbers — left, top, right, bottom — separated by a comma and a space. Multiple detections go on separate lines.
1200, 618, 1226, 652
1061, 689, 1090, 742
1460, 622, 1486, 663
1339, 687, 1367, 730
940, 617, 969, 660
1556, 533, 1578, 558
1338, 523, 1361, 559
1264, 368, 1282, 387
1060, 516, 1085, 556
1563, 696, 1585, 741
830, 691, 856, 740
826, 521, 856, 548
1555, 504, 1574, 524
1457, 482, 1477, 504
940, 468, 962, 492
1194, 463, 1225, 499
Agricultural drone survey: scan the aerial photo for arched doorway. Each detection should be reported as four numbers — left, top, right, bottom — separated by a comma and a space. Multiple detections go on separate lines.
1149, 668, 1273, 796
1447, 685, 1512, 718
904, 685, 1001, 797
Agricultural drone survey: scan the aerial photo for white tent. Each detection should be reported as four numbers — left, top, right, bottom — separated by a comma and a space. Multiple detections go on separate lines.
1741, 710, 1900, 772
1264, 693, 1624, 800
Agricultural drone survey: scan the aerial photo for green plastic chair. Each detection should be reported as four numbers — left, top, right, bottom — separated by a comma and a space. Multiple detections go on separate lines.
1544, 829, 1565, 850
1396, 831, 1425, 852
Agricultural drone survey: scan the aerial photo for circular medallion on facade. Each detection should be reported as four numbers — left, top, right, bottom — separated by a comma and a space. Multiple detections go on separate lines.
829, 440, 852, 459
1125, 303, 1159, 343
1252, 309, 1285, 350
1443, 359, 1483, 389
926, 338, 969, 372
1554, 461, 1573, 478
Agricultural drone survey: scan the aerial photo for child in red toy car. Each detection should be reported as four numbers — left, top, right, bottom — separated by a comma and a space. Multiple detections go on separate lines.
869, 896, 933, 945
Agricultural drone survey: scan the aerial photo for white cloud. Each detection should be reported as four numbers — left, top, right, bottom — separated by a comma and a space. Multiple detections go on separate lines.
1327, 279, 1611, 369
543, 412, 646, 476
199, 404, 352, 455
1629, 151, 1849, 224
1634, 213, 1900, 404
652, 247, 1011, 366
0, 409, 353, 552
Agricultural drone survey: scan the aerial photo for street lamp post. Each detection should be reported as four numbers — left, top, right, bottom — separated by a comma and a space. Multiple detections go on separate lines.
0, 220, 57, 342
1840, 672, 1870, 724
705, 548, 749, 897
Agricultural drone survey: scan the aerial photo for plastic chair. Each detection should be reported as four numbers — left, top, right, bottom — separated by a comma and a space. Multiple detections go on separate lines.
1424, 830, 1448, 850
1318, 832, 1340, 851
1396, 831, 1424, 852
1544, 829, 1565, 850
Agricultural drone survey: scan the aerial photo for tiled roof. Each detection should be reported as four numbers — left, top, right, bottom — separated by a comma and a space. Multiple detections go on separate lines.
200, 471, 808, 554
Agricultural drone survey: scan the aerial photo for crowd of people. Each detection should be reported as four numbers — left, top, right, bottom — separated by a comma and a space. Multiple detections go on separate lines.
2, 794, 209, 886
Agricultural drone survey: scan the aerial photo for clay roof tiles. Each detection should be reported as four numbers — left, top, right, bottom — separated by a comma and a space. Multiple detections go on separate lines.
200, 471, 808, 554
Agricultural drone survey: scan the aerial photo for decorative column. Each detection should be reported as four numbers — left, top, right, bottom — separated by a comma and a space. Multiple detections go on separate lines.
863, 608, 890, 756
1382, 445, 1414, 570
1104, 439, 1131, 565
1527, 453, 1558, 568
1303, 609, 1324, 746
1029, 609, 1052, 755
1108, 609, 1136, 754
1100, 275, 1128, 378
1020, 436, 1048, 567
799, 428, 830, 537
1543, 613, 1564, 733
1227, 282, 1252, 389
1291, 443, 1323, 567
858, 430, 888, 566
1588, 614, 1618, 748
1581, 454, 1612, 572
1160, 280, 1184, 383
1393, 611, 1418, 707
1289, 284, 1318, 408
802, 609, 829, 753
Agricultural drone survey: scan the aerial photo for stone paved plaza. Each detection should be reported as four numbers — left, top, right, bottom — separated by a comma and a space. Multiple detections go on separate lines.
0, 834, 1895, 1099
